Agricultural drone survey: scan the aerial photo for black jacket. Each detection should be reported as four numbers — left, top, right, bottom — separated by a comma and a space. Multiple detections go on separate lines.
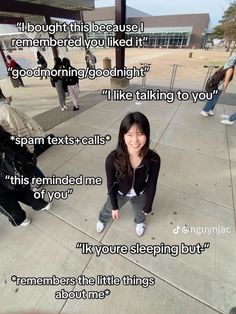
64, 66, 79, 86
105, 151, 161, 213
0, 129, 35, 190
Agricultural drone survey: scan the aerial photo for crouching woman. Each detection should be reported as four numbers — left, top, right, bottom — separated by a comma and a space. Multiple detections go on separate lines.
96, 112, 161, 237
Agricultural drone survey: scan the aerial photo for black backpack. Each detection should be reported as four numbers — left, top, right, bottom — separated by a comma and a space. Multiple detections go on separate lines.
0, 141, 36, 190
205, 67, 226, 92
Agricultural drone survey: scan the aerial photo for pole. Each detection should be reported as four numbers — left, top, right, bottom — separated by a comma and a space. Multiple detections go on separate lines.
169, 64, 182, 90
115, 0, 126, 71
44, 16, 58, 59
140, 62, 151, 88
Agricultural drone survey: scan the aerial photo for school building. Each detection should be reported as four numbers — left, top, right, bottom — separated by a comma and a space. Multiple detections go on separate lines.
83, 6, 210, 49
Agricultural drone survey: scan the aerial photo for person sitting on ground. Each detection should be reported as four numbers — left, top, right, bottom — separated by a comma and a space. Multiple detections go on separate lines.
62, 58, 80, 111
221, 112, 236, 125
6, 54, 24, 87
37, 51, 48, 80
0, 126, 51, 227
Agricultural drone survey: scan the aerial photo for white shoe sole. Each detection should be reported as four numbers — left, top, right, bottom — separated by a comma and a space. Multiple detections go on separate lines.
41, 202, 52, 211
221, 120, 234, 125
200, 111, 209, 117
20, 218, 32, 226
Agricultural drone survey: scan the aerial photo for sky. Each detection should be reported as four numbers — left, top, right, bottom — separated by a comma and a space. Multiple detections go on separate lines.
95, 0, 231, 26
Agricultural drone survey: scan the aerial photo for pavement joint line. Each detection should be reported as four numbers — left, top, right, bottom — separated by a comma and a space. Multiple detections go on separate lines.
38, 134, 104, 177
130, 84, 236, 107
1, 193, 231, 313
58, 247, 98, 314
169, 119, 230, 135
2, 51, 235, 312
158, 182, 234, 212
34, 89, 107, 131
46, 211, 104, 244
114, 255, 224, 314
157, 142, 231, 162
43, 112, 124, 170
153, 99, 182, 150
31, 248, 75, 312
53, 229, 225, 314
99, 109, 137, 135
223, 106, 236, 231
32, 201, 228, 313
60, 232, 225, 314
32, 215, 85, 255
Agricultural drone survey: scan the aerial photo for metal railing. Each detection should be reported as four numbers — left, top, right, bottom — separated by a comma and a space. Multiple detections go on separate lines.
169, 64, 182, 90
140, 62, 151, 88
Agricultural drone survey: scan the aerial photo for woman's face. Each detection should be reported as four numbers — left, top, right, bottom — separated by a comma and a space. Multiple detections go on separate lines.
124, 123, 147, 155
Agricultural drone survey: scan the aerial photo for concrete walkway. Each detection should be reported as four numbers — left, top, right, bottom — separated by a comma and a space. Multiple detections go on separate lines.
0, 50, 236, 314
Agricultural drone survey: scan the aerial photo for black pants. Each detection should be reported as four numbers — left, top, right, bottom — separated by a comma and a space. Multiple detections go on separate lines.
0, 184, 48, 226
18, 75, 24, 86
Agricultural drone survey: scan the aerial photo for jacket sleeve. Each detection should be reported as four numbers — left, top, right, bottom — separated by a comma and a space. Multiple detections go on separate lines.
105, 153, 119, 210
143, 155, 161, 213
1, 104, 34, 152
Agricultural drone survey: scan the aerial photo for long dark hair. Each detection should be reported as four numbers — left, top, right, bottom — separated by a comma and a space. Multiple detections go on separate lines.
62, 57, 71, 68
54, 57, 62, 69
112, 112, 150, 177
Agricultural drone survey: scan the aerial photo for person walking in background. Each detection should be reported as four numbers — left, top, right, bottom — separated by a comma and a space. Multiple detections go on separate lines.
88, 51, 97, 70
37, 51, 48, 79
50, 57, 68, 111
62, 58, 80, 111
221, 112, 236, 125
85, 51, 90, 68
201, 55, 236, 117
96, 112, 161, 237
6, 55, 24, 87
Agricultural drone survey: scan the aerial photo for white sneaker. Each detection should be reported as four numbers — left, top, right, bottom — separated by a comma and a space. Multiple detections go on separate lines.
20, 218, 31, 227
221, 119, 234, 125
136, 222, 145, 237
61, 107, 65, 111
96, 220, 105, 233
32, 184, 43, 192
41, 202, 52, 211
200, 111, 209, 117
208, 110, 214, 116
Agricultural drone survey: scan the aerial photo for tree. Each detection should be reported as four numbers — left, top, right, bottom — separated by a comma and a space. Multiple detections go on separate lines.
211, 25, 224, 39
219, 1, 236, 51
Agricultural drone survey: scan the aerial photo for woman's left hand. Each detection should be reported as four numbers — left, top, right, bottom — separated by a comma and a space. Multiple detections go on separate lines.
112, 209, 119, 220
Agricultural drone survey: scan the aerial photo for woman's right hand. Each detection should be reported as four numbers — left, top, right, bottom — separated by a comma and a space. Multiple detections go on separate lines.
112, 209, 119, 220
